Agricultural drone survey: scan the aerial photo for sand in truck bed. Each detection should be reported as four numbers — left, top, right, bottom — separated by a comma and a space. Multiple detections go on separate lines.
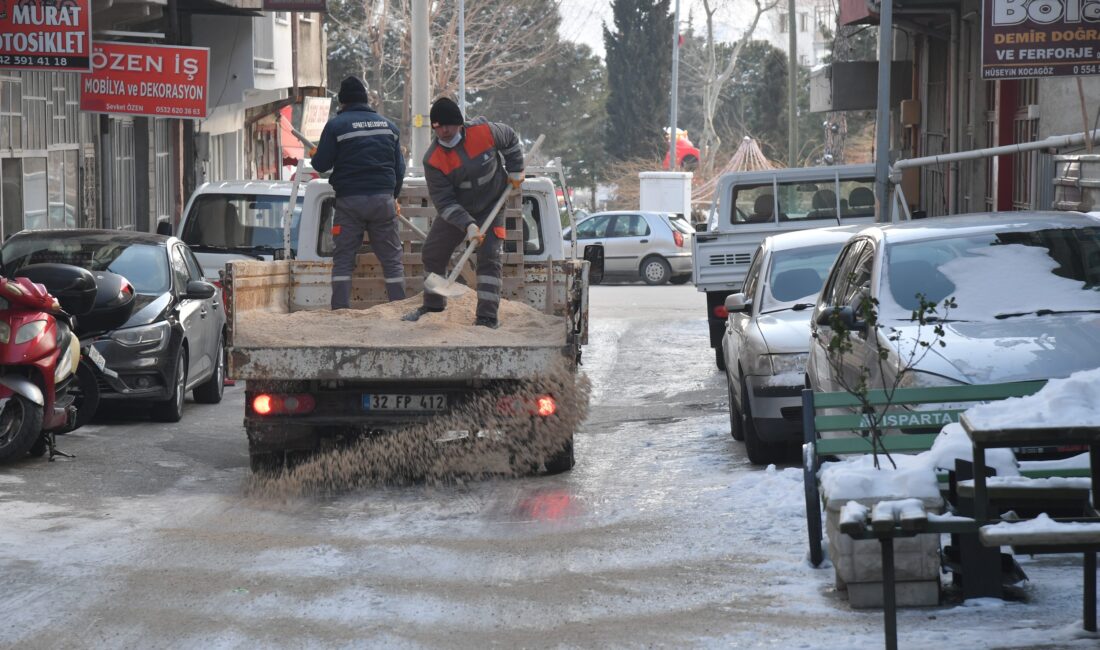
235, 289, 568, 348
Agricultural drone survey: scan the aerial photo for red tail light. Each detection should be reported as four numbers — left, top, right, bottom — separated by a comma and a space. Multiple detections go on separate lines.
496, 395, 558, 417
673, 231, 684, 248
252, 393, 316, 416
713, 305, 729, 319
536, 395, 557, 417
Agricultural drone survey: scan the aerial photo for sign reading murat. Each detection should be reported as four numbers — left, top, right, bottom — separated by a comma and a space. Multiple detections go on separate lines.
0, 0, 93, 71
984, 0, 1100, 79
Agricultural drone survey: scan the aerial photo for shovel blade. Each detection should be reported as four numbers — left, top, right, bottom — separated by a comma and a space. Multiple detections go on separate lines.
423, 272, 470, 298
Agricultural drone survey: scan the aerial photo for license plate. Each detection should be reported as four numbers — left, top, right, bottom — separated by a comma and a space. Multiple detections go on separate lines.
363, 393, 447, 412
85, 346, 106, 372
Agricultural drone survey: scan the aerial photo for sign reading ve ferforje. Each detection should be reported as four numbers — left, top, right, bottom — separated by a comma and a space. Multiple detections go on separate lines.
983, 0, 1100, 79
80, 42, 209, 119
262, 0, 327, 10
0, 0, 93, 71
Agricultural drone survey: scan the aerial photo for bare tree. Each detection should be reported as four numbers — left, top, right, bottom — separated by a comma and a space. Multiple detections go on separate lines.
697, 0, 778, 177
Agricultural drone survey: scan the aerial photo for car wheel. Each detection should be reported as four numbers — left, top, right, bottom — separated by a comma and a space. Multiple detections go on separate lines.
726, 368, 744, 441
640, 256, 671, 285
151, 347, 187, 423
742, 379, 784, 466
669, 275, 691, 285
192, 334, 225, 404
714, 347, 726, 371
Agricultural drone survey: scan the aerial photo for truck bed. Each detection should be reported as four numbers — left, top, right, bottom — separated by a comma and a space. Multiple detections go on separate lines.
225, 260, 584, 381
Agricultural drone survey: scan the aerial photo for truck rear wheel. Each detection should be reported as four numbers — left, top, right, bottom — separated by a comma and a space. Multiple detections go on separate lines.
543, 435, 575, 475
250, 451, 283, 475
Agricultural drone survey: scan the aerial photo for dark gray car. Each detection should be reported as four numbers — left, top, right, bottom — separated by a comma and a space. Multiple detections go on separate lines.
2, 230, 226, 422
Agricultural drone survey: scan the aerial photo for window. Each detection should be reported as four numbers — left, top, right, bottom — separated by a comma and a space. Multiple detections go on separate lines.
274, 11, 290, 24
154, 120, 175, 230
779, 13, 788, 33
0, 75, 23, 150
184, 193, 303, 252
170, 245, 191, 295
520, 195, 544, 255
742, 247, 764, 308
576, 215, 611, 239
763, 243, 845, 310
730, 176, 877, 226
820, 240, 865, 309
253, 15, 275, 71
2, 158, 24, 239
110, 118, 137, 230
800, 12, 809, 32
609, 214, 650, 238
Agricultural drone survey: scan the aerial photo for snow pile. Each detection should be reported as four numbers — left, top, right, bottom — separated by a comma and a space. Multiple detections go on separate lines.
963, 366, 1100, 431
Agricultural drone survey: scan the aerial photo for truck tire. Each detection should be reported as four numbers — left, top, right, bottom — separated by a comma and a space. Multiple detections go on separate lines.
640, 256, 671, 285
714, 347, 726, 371
670, 275, 691, 285
543, 435, 575, 475
250, 451, 283, 475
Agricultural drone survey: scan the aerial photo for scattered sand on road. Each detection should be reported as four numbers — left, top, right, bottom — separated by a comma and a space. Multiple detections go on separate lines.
236, 289, 566, 348
247, 364, 590, 498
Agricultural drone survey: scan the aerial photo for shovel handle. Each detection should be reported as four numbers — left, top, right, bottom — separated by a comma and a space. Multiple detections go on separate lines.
445, 187, 514, 284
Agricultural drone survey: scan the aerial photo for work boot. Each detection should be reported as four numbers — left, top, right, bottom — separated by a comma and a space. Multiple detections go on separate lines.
474, 316, 499, 329
402, 306, 444, 322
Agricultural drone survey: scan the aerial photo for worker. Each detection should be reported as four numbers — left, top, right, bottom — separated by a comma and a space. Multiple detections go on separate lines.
310, 76, 406, 308
402, 97, 524, 329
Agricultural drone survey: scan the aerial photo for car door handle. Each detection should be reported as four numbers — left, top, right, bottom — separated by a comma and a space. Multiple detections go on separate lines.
639, 239, 649, 243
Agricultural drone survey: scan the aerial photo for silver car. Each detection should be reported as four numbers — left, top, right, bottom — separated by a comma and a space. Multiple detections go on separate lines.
807, 212, 1100, 416
722, 226, 859, 464
563, 210, 694, 284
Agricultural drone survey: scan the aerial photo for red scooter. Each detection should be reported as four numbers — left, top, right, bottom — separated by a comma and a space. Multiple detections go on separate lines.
0, 265, 95, 463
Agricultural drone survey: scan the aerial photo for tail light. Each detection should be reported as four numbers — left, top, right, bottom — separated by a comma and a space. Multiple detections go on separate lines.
673, 231, 684, 248
251, 393, 316, 416
496, 394, 558, 417
713, 305, 729, 319
536, 395, 557, 417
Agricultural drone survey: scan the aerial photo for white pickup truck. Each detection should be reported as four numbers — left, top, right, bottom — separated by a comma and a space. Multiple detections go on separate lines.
692, 164, 877, 370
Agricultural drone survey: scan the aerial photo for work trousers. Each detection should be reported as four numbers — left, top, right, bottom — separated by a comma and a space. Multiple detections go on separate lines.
421, 207, 503, 321
331, 194, 406, 309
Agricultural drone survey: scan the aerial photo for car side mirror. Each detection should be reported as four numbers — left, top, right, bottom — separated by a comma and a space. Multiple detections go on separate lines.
583, 244, 604, 285
694, 222, 708, 233
186, 280, 217, 300
156, 221, 173, 236
724, 292, 751, 314
815, 305, 866, 332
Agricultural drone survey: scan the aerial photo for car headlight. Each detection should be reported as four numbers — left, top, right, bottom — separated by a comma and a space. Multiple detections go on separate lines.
111, 321, 170, 352
769, 353, 809, 376
897, 370, 966, 389
15, 320, 47, 344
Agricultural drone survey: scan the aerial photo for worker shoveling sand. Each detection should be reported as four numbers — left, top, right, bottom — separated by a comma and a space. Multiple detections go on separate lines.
247, 363, 590, 499
235, 289, 567, 348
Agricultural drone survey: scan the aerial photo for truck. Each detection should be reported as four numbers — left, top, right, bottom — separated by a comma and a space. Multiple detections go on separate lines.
692, 164, 877, 370
189, 170, 598, 475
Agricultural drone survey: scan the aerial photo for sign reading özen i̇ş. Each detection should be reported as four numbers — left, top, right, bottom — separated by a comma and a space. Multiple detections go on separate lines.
80, 42, 210, 119
984, 0, 1100, 79
0, 0, 92, 71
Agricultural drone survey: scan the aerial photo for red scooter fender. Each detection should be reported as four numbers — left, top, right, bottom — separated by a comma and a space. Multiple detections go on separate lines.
0, 376, 45, 406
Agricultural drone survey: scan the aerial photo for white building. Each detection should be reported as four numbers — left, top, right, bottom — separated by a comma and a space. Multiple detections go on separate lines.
756, 0, 833, 69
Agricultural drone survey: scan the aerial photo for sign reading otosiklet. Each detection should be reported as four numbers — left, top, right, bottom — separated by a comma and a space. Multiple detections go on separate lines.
0, 0, 92, 71
80, 42, 210, 119
984, 0, 1100, 79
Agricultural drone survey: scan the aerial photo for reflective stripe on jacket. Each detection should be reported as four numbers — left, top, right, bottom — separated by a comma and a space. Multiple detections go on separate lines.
422, 118, 524, 229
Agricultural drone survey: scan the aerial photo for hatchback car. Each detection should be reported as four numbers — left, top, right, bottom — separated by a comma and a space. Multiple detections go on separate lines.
807, 212, 1100, 424
722, 226, 859, 464
1, 230, 226, 422
562, 210, 694, 284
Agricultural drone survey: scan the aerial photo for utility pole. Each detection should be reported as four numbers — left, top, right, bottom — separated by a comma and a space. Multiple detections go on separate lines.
874, 0, 893, 222
410, 0, 430, 168
787, 0, 797, 166
458, 0, 466, 116
668, 0, 680, 169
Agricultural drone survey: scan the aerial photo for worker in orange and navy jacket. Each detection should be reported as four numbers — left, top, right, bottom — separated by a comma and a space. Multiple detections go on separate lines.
402, 97, 524, 329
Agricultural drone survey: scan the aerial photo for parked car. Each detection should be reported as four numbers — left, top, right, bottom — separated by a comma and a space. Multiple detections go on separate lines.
562, 210, 694, 284
806, 212, 1100, 449
1, 230, 226, 422
722, 226, 860, 464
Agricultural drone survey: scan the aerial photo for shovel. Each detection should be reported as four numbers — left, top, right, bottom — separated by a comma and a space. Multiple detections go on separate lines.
423, 187, 514, 297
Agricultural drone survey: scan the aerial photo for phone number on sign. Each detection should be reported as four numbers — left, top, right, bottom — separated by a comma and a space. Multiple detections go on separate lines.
0, 55, 71, 67
154, 106, 203, 117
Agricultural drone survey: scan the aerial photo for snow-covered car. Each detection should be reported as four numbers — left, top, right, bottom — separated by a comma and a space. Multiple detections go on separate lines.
806, 212, 1100, 435
722, 226, 859, 465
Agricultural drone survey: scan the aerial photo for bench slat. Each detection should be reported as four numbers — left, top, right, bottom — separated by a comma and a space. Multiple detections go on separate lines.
815, 433, 940, 456
815, 409, 964, 433
810, 380, 1047, 409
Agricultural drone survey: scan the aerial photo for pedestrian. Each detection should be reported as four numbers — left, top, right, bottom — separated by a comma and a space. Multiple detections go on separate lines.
402, 97, 524, 329
310, 76, 407, 309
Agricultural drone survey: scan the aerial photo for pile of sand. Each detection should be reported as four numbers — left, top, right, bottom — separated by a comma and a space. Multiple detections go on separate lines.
236, 288, 567, 348
247, 365, 591, 498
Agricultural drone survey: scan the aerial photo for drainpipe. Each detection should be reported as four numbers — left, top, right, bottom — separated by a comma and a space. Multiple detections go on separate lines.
948, 9, 959, 214
874, 0, 893, 222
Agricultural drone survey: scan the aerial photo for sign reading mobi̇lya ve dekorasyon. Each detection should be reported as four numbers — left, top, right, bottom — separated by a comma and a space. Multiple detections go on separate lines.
984, 0, 1100, 79
0, 0, 93, 71
79, 42, 210, 119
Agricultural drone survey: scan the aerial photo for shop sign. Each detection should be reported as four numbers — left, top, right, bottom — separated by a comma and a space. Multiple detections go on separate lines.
984, 0, 1100, 79
0, 0, 93, 71
80, 42, 209, 119
262, 0, 327, 10
300, 95, 331, 143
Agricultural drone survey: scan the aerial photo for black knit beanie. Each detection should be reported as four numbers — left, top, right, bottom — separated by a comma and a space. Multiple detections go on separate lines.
430, 97, 464, 127
338, 76, 369, 104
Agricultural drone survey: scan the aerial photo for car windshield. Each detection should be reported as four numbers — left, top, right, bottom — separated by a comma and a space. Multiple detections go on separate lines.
181, 193, 303, 253
2, 238, 170, 295
762, 242, 845, 311
881, 225, 1100, 320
